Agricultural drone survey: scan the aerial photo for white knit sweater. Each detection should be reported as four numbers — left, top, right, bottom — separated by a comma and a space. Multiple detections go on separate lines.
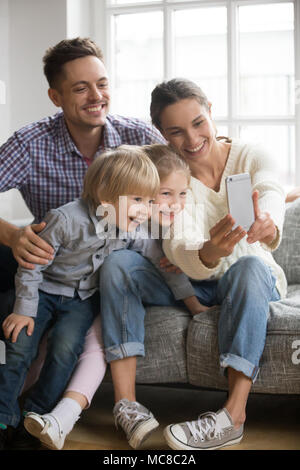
163, 139, 287, 299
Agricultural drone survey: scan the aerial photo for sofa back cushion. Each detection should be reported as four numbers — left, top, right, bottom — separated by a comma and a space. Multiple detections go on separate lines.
273, 198, 300, 284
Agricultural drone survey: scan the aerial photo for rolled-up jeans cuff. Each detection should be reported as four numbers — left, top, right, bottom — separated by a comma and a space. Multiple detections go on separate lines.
105, 342, 145, 363
220, 353, 259, 383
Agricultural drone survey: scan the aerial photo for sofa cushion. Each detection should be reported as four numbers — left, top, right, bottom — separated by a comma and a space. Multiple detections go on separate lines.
187, 285, 300, 394
136, 306, 190, 384
273, 199, 300, 284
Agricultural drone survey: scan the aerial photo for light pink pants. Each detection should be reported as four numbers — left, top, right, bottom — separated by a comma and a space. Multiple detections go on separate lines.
22, 316, 107, 408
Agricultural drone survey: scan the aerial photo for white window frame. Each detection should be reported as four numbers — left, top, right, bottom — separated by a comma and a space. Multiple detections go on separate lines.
92, 0, 300, 185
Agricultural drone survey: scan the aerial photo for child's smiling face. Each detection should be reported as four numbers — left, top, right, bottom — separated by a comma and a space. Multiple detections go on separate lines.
154, 171, 189, 227
113, 195, 155, 232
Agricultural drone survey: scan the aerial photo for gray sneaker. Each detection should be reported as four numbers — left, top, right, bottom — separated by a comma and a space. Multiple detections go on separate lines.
113, 399, 159, 449
164, 408, 243, 450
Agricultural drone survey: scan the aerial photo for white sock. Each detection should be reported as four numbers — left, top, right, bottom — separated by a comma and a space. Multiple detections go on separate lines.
45, 398, 82, 436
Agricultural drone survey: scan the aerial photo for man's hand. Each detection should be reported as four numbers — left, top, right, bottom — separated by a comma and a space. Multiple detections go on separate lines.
11, 221, 54, 269
2, 313, 34, 343
246, 191, 277, 246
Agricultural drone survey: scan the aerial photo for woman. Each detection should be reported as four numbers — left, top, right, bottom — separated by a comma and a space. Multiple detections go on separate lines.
149, 78, 287, 450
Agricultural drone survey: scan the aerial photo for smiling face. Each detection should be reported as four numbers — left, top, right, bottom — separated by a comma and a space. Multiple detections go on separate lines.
154, 171, 189, 227
112, 195, 154, 232
48, 55, 110, 132
159, 98, 216, 164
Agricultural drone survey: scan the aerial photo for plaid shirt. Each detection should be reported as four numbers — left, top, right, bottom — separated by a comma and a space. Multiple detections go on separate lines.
0, 112, 165, 222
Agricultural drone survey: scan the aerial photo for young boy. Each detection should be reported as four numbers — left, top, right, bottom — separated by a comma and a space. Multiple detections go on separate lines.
0, 146, 161, 449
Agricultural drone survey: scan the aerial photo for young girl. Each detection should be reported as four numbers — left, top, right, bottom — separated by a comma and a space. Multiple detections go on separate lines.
143, 143, 209, 316
23, 144, 209, 450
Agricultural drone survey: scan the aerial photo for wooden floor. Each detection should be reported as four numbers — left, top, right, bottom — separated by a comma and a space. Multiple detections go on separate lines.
61, 382, 300, 451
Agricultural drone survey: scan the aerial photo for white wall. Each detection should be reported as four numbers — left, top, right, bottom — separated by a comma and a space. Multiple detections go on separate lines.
9, 0, 68, 132
0, 0, 97, 226
67, 0, 92, 39
0, 0, 10, 144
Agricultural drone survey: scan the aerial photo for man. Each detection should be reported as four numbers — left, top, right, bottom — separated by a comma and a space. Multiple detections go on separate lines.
0, 37, 164, 283
0, 37, 164, 449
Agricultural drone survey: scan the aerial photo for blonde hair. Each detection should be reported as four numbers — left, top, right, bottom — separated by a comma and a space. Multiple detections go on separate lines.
82, 145, 160, 208
142, 144, 191, 185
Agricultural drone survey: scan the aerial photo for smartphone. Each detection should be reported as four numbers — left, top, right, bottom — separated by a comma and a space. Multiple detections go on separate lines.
225, 173, 255, 231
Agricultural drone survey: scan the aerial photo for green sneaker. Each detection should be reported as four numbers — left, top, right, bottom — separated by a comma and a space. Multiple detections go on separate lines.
113, 399, 159, 449
164, 408, 243, 450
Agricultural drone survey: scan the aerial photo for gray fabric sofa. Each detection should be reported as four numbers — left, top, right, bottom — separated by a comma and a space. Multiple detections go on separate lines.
136, 198, 300, 394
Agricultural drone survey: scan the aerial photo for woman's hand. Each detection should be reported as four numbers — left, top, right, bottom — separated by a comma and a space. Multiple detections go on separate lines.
246, 190, 277, 246
199, 215, 246, 267
10, 222, 54, 269
2, 313, 35, 343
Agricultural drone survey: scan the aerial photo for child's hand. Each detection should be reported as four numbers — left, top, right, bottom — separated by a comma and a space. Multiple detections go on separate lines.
2, 313, 35, 343
183, 296, 210, 316
159, 256, 182, 274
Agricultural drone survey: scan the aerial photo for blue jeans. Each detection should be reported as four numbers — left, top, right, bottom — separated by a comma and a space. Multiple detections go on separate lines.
99, 250, 280, 382
0, 290, 99, 427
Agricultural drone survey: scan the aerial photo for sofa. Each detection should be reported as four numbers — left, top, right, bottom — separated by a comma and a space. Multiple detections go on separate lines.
135, 198, 300, 394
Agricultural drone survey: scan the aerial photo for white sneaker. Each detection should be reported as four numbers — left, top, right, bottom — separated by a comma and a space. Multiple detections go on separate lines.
113, 399, 159, 449
24, 412, 66, 450
164, 408, 243, 451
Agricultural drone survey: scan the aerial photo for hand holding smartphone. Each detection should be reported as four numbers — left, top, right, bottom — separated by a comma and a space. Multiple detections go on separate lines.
226, 173, 255, 231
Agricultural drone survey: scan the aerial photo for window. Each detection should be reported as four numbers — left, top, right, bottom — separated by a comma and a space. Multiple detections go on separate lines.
112, 10, 163, 118
94, 0, 300, 187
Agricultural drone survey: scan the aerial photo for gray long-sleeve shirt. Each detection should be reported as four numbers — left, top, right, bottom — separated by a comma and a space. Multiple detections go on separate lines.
14, 198, 195, 317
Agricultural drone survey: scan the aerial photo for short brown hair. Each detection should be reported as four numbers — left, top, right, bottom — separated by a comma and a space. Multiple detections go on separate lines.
82, 145, 160, 208
142, 144, 191, 185
150, 78, 209, 131
43, 37, 104, 89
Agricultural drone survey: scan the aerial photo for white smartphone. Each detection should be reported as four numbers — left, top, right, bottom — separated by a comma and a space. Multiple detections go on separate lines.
225, 173, 255, 231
